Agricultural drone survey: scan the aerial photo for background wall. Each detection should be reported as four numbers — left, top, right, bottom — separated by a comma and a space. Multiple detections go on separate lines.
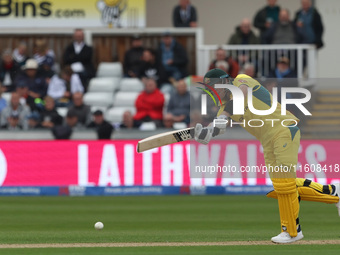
146, 0, 300, 44
316, 0, 339, 78
146, 0, 338, 78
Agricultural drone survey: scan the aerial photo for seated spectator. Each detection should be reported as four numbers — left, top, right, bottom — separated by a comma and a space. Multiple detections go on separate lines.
138, 48, 168, 89
123, 35, 144, 78
40, 96, 63, 129
269, 56, 297, 80
14, 59, 47, 106
63, 28, 95, 87
0, 92, 31, 129
241, 62, 256, 78
228, 18, 260, 45
158, 32, 188, 81
167, 79, 190, 124
0, 49, 20, 92
134, 78, 165, 128
47, 66, 84, 106
268, 57, 298, 115
163, 113, 174, 128
67, 92, 91, 127
264, 9, 297, 44
294, 0, 324, 49
2, 111, 22, 130
52, 110, 76, 139
119, 111, 138, 129
253, 0, 281, 43
208, 48, 239, 78
27, 111, 42, 129
172, 0, 197, 28
12, 41, 28, 67
87, 110, 114, 139
33, 39, 55, 78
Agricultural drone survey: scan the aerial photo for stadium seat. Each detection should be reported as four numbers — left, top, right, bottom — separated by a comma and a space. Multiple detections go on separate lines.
96, 62, 123, 78
56, 107, 68, 118
139, 122, 156, 131
88, 77, 120, 93
173, 122, 187, 130
105, 106, 136, 123
113, 91, 139, 107
119, 78, 144, 92
83, 92, 114, 108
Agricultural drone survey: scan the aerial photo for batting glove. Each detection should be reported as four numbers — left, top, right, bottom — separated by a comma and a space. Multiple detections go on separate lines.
194, 123, 220, 145
213, 115, 228, 135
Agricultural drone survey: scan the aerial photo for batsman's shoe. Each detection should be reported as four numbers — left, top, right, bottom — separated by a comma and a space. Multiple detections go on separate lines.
271, 231, 304, 244
332, 183, 340, 216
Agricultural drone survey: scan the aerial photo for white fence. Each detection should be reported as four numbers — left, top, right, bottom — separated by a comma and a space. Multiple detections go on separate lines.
197, 44, 317, 79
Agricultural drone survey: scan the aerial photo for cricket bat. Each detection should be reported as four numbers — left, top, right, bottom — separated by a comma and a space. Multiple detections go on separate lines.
137, 127, 194, 153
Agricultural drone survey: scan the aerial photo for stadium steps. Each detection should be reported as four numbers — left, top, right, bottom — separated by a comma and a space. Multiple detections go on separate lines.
302, 89, 340, 137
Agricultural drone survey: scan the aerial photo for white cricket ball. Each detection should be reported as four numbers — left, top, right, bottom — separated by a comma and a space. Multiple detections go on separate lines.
94, 222, 104, 230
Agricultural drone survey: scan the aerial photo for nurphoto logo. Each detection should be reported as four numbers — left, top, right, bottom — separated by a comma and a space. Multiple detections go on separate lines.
198, 84, 312, 128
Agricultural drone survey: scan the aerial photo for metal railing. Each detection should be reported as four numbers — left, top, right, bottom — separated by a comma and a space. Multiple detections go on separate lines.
197, 44, 317, 79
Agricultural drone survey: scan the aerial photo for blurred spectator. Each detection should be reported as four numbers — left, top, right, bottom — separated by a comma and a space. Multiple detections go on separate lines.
0, 49, 20, 92
294, 0, 324, 49
27, 111, 42, 129
40, 96, 63, 129
163, 113, 174, 128
269, 56, 297, 80
14, 59, 47, 110
33, 39, 55, 78
138, 48, 168, 88
228, 18, 260, 66
47, 66, 84, 106
52, 109, 76, 139
63, 28, 95, 87
241, 62, 256, 78
0, 84, 7, 113
87, 110, 114, 139
123, 35, 144, 78
67, 92, 91, 127
167, 79, 190, 124
228, 18, 260, 45
173, 0, 197, 28
264, 9, 297, 44
0, 92, 31, 129
2, 111, 22, 130
254, 0, 281, 43
134, 78, 164, 127
268, 57, 299, 115
15, 83, 29, 105
158, 32, 188, 81
12, 42, 28, 67
208, 48, 239, 78
119, 110, 138, 129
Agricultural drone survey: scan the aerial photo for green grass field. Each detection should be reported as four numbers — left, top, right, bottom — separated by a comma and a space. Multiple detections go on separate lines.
0, 195, 339, 254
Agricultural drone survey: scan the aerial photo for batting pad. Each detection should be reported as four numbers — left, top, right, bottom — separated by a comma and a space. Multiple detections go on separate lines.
272, 178, 299, 237
267, 186, 339, 204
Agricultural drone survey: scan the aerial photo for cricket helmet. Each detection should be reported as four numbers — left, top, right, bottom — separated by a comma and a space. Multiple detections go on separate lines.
203, 68, 230, 86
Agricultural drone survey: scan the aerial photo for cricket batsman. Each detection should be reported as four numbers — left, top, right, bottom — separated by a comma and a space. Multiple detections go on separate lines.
194, 68, 340, 243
